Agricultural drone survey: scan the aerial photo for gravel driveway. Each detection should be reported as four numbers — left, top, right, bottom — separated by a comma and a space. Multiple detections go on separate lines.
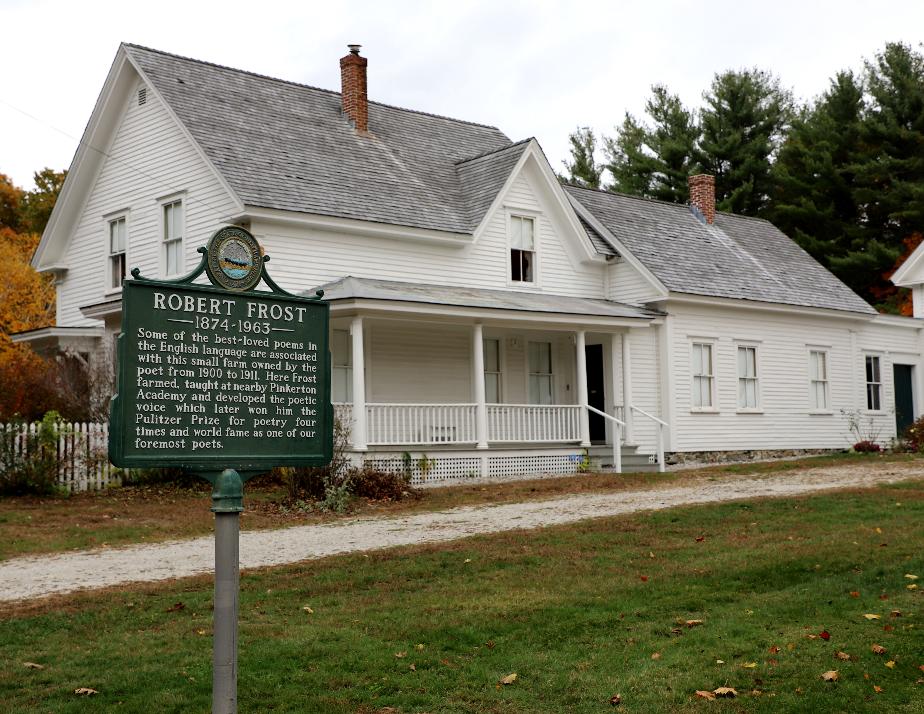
0, 461, 920, 603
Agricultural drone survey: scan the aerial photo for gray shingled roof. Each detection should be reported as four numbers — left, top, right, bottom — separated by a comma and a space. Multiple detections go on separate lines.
566, 186, 876, 315
456, 140, 530, 230
313, 276, 662, 320
124, 44, 513, 234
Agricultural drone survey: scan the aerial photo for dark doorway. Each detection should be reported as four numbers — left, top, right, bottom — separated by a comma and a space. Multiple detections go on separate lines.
585, 344, 606, 443
893, 364, 915, 437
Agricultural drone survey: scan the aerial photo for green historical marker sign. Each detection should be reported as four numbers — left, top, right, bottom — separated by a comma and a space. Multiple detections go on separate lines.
108, 227, 332, 714
109, 228, 332, 471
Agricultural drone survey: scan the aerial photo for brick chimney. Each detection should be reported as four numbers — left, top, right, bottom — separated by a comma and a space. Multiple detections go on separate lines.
688, 174, 715, 224
340, 44, 368, 132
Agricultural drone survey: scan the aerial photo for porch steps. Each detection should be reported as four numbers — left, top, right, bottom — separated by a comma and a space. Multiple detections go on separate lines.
587, 444, 661, 473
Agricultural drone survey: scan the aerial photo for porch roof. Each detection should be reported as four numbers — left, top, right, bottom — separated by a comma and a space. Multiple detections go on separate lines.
312, 276, 663, 320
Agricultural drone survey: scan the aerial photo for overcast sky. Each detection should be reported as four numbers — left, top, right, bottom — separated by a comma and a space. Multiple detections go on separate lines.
2, 0, 922, 191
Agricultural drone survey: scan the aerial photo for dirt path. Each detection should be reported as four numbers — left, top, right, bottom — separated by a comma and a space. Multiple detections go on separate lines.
1, 462, 920, 603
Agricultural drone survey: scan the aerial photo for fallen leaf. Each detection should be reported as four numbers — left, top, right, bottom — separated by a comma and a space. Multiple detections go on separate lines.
463, 558, 472, 564
907, 584, 918, 591
713, 687, 737, 698
23, 662, 44, 670
820, 630, 831, 640
196, 629, 207, 636
649, 551, 655, 559
835, 651, 851, 661
871, 644, 887, 655
741, 662, 757, 669
302, 606, 314, 614
485, 641, 495, 649
919, 665, 924, 673
670, 627, 683, 636
885, 660, 896, 669
651, 652, 661, 660
695, 536, 705, 542
864, 673, 870, 680
394, 651, 406, 658
874, 685, 884, 693
165, 602, 185, 613
694, 690, 716, 701
609, 693, 622, 706
880, 594, 890, 600
684, 619, 704, 628
415, 643, 425, 650
884, 625, 894, 632
500, 673, 517, 685
863, 614, 881, 620
409, 664, 416, 671
850, 591, 861, 598
640, 575, 649, 582
74, 688, 98, 696
716, 659, 725, 664
768, 646, 780, 654
821, 670, 839, 682
891, 610, 903, 618
440, 658, 451, 666
875, 527, 883, 534
768, 658, 778, 666
906, 574, 919, 580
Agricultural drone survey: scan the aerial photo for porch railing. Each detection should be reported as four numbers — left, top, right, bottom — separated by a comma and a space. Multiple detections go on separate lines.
486, 404, 582, 443
366, 403, 478, 446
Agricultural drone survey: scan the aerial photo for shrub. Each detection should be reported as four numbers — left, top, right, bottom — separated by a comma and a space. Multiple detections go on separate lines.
277, 417, 352, 511
0, 411, 66, 496
902, 415, 924, 452
852, 440, 882, 453
348, 464, 412, 501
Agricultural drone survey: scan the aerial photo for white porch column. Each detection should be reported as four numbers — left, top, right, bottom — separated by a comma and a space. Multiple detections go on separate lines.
575, 329, 590, 447
472, 323, 488, 449
350, 316, 367, 451
621, 330, 635, 444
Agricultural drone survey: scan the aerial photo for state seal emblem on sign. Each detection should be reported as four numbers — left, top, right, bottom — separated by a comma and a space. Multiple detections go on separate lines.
205, 226, 263, 291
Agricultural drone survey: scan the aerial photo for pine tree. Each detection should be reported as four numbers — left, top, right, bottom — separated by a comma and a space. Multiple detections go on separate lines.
698, 69, 792, 216
604, 113, 657, 196
562, 127, 603, 189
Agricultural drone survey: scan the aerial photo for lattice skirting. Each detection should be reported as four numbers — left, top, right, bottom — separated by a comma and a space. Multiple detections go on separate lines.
360, 452, 583, 486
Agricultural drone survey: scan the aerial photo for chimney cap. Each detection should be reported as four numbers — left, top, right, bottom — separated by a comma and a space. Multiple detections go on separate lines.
347, 44, 362, 55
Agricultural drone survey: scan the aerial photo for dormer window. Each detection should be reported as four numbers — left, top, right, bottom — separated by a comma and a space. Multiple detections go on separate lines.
510, 215, 535, 283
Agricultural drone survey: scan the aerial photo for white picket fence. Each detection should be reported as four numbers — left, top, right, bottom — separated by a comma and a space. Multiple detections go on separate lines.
1, 421, 119, 492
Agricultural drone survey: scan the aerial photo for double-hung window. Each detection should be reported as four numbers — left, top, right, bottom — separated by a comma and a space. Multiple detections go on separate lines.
528, 341, 553, 405
737, 346, 759, 409
163, 200, 184, 276
691, 342, 714, 409
510, 215, 535, 283
331, 329, 352, 402
809, 350, 829, 410
866, 355, 882, 411
483, 338, 501, 403
108, 216, 127, 290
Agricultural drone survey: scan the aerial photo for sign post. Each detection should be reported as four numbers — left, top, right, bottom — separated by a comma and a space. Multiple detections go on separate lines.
109, 227, 332, 714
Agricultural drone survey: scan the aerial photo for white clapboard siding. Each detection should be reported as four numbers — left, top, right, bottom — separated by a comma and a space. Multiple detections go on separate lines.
607, 259, 662, 305
666, 303, 923, 452
56, 76, 239, 328
253, 170, 605, 299
625, 327, 663, 454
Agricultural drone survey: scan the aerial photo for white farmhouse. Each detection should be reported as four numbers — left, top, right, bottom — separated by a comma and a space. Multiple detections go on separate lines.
17, 44, 924, 481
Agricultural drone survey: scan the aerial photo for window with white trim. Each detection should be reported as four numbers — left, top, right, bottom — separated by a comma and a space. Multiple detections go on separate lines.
163, 200, 184, 276
108, 216, 127, 290
484, 338, 501, 403
331, 329, 352, 402
527, 341, 553, 405
691, 342, 714, 408
737, 346, 759, 409
866, 355, 882, 411
809, 350, 829, 410
510, 215, 535, 283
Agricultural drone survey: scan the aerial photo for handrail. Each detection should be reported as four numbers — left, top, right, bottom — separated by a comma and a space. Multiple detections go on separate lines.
582, 404, 623, 475
629, 404, 668, 426
585, 404, 626, 427
629, 404, 667, 473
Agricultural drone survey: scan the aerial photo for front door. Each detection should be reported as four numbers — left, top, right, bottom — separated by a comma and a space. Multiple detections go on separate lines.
585, 344, 606, 443
893, 364, 915, 436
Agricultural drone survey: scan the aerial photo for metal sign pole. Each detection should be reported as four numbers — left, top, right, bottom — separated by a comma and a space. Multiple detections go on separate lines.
211, 469, 244, 714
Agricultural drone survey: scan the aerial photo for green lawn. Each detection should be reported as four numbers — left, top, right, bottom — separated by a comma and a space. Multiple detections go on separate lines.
1, 480, 922, 712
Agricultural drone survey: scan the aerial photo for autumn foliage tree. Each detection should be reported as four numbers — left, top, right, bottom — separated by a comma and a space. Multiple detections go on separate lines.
0, 171, 63, 420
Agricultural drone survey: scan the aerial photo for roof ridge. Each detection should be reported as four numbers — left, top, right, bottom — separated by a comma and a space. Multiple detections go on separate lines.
456, 138, 532, 165
563, 182, 780, 224
122, 42, 503, 131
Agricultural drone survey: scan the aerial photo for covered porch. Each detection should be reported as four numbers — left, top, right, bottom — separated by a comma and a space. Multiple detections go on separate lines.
321, 277, 667, 480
